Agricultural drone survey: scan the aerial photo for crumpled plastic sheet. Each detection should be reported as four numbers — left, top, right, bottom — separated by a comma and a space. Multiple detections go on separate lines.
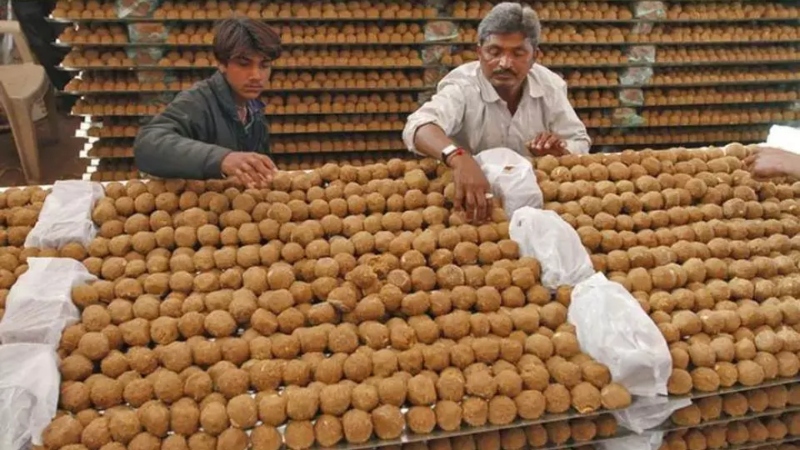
598, 430, 666, 450
764, 124, 800, 154
632, 22, 654, 36
634, 1, 666, 20
24, 180, 104, 249
0, 343, 60, 449
424, 21, 459, 42
421, 45, 449, 65
627, 45, 657, 64
509, 207, 595, 289
612, 396, 693, 434
125, 47, 164, 66
569, 273, 673, 398
475, 148, 544, 219
620, 67, 654, 86
116, 0, 160, 18
612, 108, 646, 127
0, 258, 96, 346
619, 88, 645, 107
128, 23, 168, 44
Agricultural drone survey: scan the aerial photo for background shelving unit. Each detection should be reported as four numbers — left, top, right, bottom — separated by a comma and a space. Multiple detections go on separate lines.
50, 0, 800, 181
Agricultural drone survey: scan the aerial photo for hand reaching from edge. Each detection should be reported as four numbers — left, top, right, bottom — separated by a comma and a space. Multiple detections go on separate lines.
527, 132, 568, 157
744, 146, 800, 180
451, 153, 492, 224
221, 152, 277, 189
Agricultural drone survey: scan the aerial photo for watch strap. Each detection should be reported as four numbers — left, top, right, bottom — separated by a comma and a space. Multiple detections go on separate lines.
441, 144, 467, 166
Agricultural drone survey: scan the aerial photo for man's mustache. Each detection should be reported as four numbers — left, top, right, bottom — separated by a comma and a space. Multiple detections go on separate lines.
493, 69, 515, 76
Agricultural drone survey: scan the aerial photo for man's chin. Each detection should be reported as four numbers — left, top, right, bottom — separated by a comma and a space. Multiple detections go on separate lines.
490, 78, 519, 88
240, 89, 263, 99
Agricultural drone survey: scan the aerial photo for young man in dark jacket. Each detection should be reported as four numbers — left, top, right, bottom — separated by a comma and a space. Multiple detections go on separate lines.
134, 17, 280, 188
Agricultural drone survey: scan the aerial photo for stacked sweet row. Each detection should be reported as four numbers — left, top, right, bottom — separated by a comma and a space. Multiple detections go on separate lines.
50, 0, 799, 180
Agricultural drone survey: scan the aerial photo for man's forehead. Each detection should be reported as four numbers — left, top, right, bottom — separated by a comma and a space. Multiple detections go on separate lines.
232, 52, 268, 62
482, 33, 531, 48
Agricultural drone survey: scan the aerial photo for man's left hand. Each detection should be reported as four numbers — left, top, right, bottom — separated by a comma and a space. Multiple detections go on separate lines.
744, 146, 800, 180
527, 132, 568, 156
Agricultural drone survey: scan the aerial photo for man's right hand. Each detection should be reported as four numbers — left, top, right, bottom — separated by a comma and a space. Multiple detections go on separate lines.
451, 153, 491, 224
221, 152, 277, 189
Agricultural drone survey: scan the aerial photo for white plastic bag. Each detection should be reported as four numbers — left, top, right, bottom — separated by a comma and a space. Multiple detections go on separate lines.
763, 124, 800, 155
568, 272, 672, 397
612, 396, 692, 434
597, 430, 666, 450
0, 343, 60, 449
25, 180, 104, 249
0, 258, 95, 346
509, 207, 594, 289
475, 148, 543, 218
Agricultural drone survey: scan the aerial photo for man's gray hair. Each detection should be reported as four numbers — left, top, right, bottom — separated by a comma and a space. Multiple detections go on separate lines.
477, 2, 542, 47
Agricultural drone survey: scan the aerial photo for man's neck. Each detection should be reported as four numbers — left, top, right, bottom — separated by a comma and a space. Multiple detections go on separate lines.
495, 84, 525, 114
233, 94, 248, 108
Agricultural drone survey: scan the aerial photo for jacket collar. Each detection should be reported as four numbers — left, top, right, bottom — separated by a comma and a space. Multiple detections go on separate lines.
474, 63, 544, 104
209, 71, 266, 121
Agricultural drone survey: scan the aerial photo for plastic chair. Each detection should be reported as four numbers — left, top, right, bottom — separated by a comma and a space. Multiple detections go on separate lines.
0, 20, 60, 184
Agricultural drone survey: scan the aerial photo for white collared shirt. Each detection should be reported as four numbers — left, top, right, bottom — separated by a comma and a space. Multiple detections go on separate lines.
403, 61, 591, 156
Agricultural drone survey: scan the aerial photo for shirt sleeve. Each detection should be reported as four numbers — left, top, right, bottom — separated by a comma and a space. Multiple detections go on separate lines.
402, 82, 468, 153
134, 93, 232, 180
549, 83, 592, 155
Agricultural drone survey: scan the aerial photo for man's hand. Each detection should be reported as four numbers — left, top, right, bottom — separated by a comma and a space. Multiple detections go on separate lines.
527, 132, 568, 156
451, 154, 492, 224
744, 146, 800, 180
221, 152, 277, 188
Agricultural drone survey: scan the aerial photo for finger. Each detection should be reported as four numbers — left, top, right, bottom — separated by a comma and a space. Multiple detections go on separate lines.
235, 169, 256, 189
453, 178, 465, 212
227, 174, 243, 187
465, 189, 478, 223
245, 156, 272, 182
262, 156, 278, 171
533, 133, 548, 149
543, 134, 561, 151
525, 140, 537, 155
259, 155, 278, 176
475, 188, 488, 223
530, 143, 547, 156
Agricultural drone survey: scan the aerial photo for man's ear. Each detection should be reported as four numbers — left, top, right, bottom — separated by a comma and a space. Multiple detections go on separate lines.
218, 63, 227, 74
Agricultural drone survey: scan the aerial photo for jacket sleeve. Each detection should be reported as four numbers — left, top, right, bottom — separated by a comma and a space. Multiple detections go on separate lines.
134, 92, 232, 180
548, 83, 592, 155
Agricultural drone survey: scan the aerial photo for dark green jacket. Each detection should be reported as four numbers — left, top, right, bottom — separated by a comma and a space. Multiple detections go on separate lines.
133, 71, 270, 179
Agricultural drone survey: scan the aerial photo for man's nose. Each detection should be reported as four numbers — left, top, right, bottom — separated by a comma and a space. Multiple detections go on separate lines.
498, 55, 512, 68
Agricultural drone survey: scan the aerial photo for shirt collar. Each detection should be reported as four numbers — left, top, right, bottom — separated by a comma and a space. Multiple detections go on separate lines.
474, 63, 545, 104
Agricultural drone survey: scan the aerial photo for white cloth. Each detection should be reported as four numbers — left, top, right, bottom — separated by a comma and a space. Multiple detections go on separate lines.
763, 124, 800, 154
403, 61, 591, 156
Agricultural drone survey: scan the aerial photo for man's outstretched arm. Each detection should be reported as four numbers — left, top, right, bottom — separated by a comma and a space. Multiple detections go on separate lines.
134, 95, 232, 180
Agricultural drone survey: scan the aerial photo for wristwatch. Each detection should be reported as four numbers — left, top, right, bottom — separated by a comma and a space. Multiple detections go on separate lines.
440, 144, 465, 165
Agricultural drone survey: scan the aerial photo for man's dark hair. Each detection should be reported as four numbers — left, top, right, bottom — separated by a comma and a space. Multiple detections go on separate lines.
213, 17, 282, 64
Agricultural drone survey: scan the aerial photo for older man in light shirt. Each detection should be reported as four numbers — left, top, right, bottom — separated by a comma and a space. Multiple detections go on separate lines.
403, 2, 590, 222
